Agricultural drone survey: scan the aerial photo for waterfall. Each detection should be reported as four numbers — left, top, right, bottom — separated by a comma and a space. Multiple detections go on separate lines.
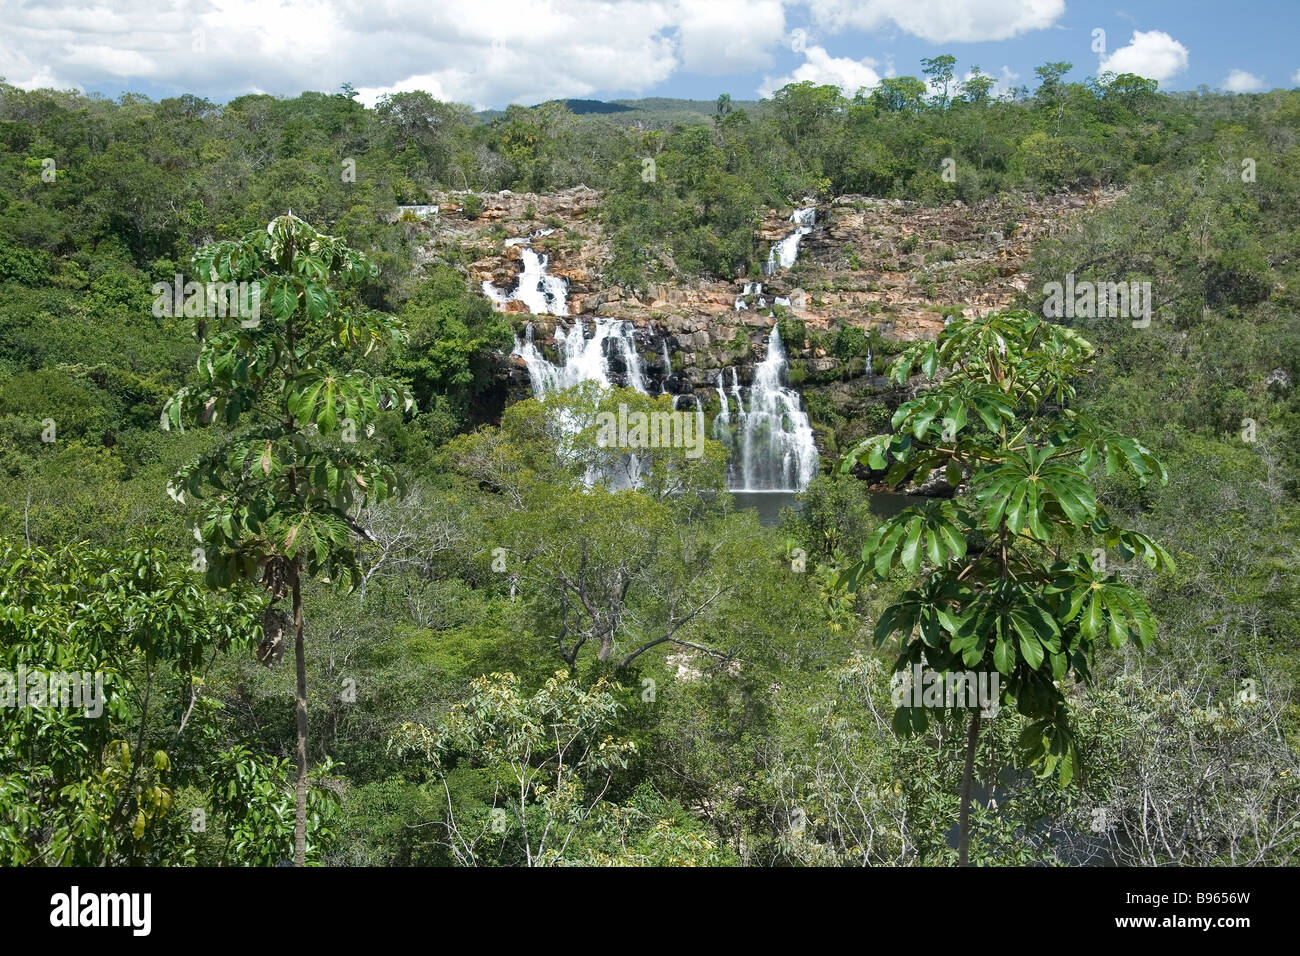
675, 393, 707, 443
712, 372, 731, 442
765, 206, 816, 274
513, 320, 817, 494
484, 245, 569, 316
727, 367, 746, 455
513, 319, 647, 489
723, 326, 818, 492
734, 282, 765, 311
513, 318, 645, 397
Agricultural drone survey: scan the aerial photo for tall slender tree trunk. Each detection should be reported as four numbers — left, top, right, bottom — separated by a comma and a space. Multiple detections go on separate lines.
291, 560, 308, 867
958, 709, 981, 866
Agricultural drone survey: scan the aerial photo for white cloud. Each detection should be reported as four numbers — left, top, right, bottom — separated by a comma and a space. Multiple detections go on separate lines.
5, 63, 70, 92
62, 43, 159, 78
0, 0, 1187, 107
1098, 30, 1189, 86
759, 45, 881, 98
805, 0, 1064, 43
1293, 69, 1300, 85
1222, 69, 1264, 93
0, 0, 688, 109
675, 0, 786, 75
995, 66, 1021, 96
952, 65, 1020, 100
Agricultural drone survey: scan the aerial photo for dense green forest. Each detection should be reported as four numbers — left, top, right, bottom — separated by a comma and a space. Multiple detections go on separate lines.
1, 59, 1298, 866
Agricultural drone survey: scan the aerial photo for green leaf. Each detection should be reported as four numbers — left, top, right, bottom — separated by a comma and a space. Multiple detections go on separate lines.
1019, 631, 1044, 670
1081, 594, 1103, 640
993, 636, 1015, 675
921, 342, 938, 377
269, 280, 297, 321
900, 517, 924, 573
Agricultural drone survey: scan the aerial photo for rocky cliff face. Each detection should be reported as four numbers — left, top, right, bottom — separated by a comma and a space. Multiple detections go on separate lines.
407, 185, 1114, 467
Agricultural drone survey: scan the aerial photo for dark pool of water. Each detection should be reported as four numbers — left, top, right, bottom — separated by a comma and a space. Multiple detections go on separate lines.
728, 490, 800, 525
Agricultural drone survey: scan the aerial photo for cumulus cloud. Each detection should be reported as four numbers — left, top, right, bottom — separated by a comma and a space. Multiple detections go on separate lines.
1222, 69, 1264, 93
951, 65, 1020, 101
759, 45, 881, 98
1098, 30, 1189, 86
0, 0, 1162, 108
997, 66, 1022, 95
1, 51, 74, 92
675, 0, 786, 75
805, 0, 1064, 44
0, 0, 689, 108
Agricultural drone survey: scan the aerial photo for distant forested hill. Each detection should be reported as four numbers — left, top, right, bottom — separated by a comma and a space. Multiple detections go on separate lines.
475, 95, 766, 125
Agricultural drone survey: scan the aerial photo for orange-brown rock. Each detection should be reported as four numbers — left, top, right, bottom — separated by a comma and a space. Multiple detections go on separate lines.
405, 184, 1117, 369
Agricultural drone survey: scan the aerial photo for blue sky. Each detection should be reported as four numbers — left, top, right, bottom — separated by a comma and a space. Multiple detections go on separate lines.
2, 1, 1297, 109
673, 1, 1300, 100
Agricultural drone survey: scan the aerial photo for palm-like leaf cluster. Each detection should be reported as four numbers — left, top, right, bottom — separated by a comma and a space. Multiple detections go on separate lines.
840, 310, 1173, 782
162, 214, 412, 590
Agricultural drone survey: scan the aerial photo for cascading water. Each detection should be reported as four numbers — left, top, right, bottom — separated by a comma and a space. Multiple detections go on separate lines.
713, 372, 731, 442
728, 366, 744, 418
513, 318, 645, 397
513, 320, 817, 494
484, 240, 569, 316
734, 282, 766, 311
723, 326, 818, 492
676, 393, 706, 440
765, 206, 816, 274
513, 318, 648, 489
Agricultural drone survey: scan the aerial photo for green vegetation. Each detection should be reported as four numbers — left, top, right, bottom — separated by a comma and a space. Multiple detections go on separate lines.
1, 67, 1298, 867
161, 213, 412, 865
842, 310, 1173, 861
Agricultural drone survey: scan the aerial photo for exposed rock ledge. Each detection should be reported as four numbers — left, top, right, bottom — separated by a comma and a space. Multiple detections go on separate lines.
410, 185, 1113, 379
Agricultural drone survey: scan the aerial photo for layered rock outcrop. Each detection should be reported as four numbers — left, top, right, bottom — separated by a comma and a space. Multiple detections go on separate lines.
406, 185, 1115, 470
414, 184, 1111, 369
